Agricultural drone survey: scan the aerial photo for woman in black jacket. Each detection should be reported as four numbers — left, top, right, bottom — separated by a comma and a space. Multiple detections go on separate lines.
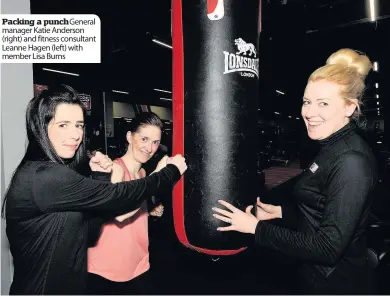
212, 48, 378, 294
2, 84, 187, 295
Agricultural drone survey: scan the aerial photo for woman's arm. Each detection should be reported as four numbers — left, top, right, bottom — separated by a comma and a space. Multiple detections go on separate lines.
254, 152, 377, 265
33, 162, 181, 215
110, 162, 125, 184
112, 165, 143, 222
214, 152, 377, 266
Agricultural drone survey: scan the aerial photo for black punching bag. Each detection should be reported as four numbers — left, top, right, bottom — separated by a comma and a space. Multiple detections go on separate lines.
172, 0, 261, 255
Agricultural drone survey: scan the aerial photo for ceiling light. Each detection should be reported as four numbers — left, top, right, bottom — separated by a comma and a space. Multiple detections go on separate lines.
112, 90, 129, 94
369, 0, 376, 22
276, 90, 285, 95
152, 39, 172, 49
42, 68, 79, 76
373, 62, 378, 71
154, 88, 172, 94
375, 83, 379, 88
160, 98, 172, 101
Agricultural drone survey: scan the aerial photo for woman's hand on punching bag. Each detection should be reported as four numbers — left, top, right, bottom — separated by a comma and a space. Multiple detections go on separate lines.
212, 200, 259, 234
167, 154, 187, 175
256, 197, 282, 221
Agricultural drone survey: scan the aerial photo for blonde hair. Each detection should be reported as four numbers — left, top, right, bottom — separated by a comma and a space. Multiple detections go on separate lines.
308, 48, 372, 124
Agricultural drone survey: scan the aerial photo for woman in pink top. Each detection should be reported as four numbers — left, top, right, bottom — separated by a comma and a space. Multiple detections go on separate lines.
87, 112, 167, 295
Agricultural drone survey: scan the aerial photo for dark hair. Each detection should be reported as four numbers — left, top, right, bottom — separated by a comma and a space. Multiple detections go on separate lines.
128, 112, 164, 133
121, 112, 164, 154
23, 84, 87, 165
2, 84, 87, 217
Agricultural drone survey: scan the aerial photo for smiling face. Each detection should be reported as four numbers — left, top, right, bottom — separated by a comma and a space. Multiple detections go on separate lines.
127, 124, 161, 164
47, 103, 84, 159
301, 80, 357, 140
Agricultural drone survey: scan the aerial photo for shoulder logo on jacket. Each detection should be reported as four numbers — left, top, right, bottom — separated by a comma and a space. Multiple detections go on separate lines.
309, 162, 319, 173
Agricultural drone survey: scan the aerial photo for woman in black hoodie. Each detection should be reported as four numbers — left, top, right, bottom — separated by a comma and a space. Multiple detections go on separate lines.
213, 48, 378, 294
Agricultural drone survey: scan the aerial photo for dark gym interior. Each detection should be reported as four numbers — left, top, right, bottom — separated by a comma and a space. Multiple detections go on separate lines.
25, 0, 390, 294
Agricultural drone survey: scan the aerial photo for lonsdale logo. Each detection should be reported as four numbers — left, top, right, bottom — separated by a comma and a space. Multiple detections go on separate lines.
223, 38, 259, 78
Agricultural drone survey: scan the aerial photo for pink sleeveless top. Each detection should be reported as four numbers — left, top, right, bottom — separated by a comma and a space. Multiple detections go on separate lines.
87, 158, 150, 282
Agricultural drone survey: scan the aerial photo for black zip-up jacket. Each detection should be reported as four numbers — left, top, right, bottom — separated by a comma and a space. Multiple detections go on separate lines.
255, 123, 378, 294
5, 161, 181, 295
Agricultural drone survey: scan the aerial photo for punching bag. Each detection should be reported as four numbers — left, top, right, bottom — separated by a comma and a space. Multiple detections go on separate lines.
172, 0, 261, 255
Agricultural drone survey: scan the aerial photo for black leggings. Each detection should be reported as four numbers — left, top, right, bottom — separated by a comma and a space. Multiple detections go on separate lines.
86, 271, 157, 295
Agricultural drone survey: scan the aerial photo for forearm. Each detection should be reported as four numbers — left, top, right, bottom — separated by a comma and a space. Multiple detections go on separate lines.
111, 171, 123, 183
34, 163, 181, 213
279, 201, 298, 229
254, 221, 340, 265
114, 208, 141, 222
90, 171, 111, 181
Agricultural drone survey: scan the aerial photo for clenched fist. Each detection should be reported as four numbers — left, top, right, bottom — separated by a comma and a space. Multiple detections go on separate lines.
89, 151, 113, 173
167, 154, 187, 175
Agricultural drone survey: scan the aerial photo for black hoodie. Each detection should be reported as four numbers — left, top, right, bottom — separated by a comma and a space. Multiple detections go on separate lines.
255, 123, 379, 294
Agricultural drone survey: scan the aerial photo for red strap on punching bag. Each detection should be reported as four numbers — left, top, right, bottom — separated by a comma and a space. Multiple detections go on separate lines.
172, 0, 247, 256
